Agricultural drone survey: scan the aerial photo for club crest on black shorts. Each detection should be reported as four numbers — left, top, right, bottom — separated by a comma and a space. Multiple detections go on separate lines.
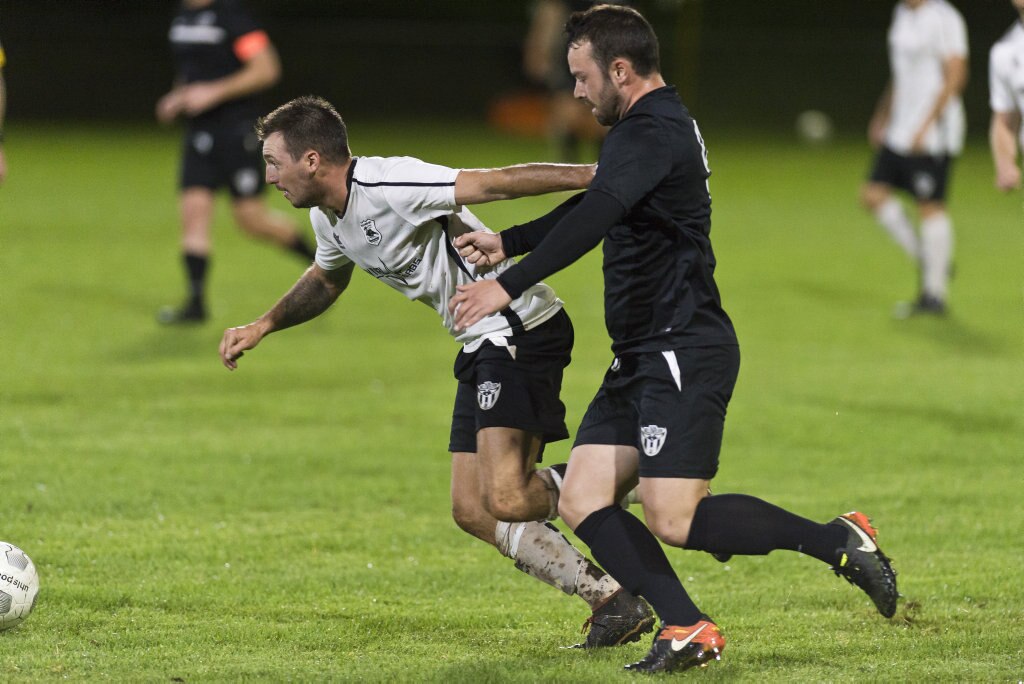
477, 381, 501, 411
641, 424, 667, 456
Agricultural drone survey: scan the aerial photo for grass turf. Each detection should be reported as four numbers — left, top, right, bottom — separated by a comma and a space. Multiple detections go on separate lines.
1, 121, 1022, 681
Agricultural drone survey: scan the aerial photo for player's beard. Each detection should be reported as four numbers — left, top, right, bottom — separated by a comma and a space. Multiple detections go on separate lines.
591, 75, 622, 127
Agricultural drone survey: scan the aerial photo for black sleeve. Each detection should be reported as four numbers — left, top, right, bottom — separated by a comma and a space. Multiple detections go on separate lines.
500, 192, 585, 258
496, 190, 626, 299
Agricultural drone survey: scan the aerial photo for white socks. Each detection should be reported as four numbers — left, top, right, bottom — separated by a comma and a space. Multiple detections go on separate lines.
920, 212, 953, 300
875, 197, 920, 261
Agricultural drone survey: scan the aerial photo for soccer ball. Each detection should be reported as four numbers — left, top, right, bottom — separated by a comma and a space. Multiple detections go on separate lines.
0, 542, 39, 630
795, 109, 834, 144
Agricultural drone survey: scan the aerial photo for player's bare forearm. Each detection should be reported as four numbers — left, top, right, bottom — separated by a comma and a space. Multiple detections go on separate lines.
455, 163, 596, 204
219, 264, 350, 370
264, 263, 350, 332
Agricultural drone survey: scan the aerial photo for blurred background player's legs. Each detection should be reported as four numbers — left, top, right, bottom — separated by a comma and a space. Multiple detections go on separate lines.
158, 186, 215, 324
231, 196, 316, 261
861, 182, 920, 262
916, 201, 954, 314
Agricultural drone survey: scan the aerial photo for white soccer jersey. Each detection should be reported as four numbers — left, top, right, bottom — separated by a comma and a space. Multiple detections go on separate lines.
310, 155, 563, 350
990, 21, 1024, 149
886, 0, 968, 155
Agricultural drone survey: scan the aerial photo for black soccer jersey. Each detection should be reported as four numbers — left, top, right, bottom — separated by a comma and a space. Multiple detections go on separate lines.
168, 0, 266, 126
590, 86, 736, 353
497, 86, 737, 355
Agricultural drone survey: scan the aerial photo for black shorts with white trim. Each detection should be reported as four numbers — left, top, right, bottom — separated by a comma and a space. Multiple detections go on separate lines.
574, 345, 740, 479
447, 308, 573, 458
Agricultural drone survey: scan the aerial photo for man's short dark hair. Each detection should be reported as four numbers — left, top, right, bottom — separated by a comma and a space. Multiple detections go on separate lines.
565, 4, 660, 77
256, 95, 351, 163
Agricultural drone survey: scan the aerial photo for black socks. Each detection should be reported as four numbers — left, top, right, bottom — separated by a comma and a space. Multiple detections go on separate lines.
685, 494, 847, 564
576, 505, 703, 627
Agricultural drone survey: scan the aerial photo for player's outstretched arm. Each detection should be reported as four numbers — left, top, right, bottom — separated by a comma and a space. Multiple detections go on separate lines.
454, 163, 595, 205
219, 263, 353, 370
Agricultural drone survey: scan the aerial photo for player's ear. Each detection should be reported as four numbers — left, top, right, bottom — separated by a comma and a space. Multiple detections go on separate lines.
610, 58, 630, 84
305, 150, 320, 174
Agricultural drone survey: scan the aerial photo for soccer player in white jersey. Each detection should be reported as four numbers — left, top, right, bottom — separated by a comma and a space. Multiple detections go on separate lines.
860, 0, 968, 317
989, 0, 1024, 193
218, 95, 654, 648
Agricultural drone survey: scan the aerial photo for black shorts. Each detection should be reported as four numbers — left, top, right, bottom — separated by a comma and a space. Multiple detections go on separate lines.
868, 146, 954, 202
448, 308, 573, 458
574, 345, 740, 479
180, 119, 265, 198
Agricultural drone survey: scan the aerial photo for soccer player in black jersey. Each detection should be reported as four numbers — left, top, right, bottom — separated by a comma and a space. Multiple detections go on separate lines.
450, 4, 898, 674
156, 0, 315, 324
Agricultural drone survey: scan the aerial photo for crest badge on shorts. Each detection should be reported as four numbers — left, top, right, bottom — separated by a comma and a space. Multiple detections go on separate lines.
477, 381, 501, 411
360, 219, 382, 246
640, 425, 667, 456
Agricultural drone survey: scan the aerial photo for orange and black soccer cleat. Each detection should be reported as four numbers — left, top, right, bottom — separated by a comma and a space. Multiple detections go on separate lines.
625, 618, 725, 673
832, 511, 899, 618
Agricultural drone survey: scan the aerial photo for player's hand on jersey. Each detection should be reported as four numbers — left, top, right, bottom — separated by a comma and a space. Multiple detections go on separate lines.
219, 322, 268, 370
448, 280, 512, 331
996, 164, 1022, 193
453, 232, 506, 267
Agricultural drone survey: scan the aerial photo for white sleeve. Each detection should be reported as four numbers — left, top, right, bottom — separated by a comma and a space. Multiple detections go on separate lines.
989, 44, 1016, 113
309, 209, 353, 272
938, 7, 968, 59
379, 157, 459, 227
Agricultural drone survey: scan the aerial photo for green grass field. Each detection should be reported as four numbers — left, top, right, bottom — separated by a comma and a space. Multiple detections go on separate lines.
1, 120, 1022, 681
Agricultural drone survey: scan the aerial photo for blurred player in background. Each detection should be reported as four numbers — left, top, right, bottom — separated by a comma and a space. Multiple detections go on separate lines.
218, 95, 655, 649
451, 5, 899, 674
156, 0, 315, 324
989, 0, 1024, 193
860, 0, 968, 317
0, 35, 8, 186
523, 0, 608, 161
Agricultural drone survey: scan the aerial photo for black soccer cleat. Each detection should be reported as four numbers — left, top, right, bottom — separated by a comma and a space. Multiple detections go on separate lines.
571, 589, 655, 649
625, 618, 725, 674
157, 300, 207, 325
831, 511, 899, 618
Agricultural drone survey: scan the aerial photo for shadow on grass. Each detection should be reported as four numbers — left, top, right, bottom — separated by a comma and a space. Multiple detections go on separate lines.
889, 313, 1016, 357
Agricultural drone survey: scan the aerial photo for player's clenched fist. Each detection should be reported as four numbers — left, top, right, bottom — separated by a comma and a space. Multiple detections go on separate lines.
219, 322, 268, 370
453, 232, 506, 267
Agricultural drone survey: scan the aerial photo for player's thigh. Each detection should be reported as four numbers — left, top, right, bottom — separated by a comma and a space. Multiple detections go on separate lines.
217, 122, 265, 200
639, 476, 710, 547
476, 426, 543, 488
559, 443, 639, 529
636, 347, 739, 481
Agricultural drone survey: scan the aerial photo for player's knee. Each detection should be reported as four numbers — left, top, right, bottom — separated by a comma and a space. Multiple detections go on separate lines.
483, 487, 533, 523
645, 514, 691, 548
557, 492, 593, 530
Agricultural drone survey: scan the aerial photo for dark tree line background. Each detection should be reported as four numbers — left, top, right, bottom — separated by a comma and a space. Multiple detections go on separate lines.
1, 0, 1017, 134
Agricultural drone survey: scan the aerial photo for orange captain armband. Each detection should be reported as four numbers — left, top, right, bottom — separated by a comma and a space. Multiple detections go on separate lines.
233, 30, 270, 62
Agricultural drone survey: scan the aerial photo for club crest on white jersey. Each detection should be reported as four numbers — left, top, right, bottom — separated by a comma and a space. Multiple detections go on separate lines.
640, 425, 667, 456
477, 381, 501, 411
360, 219, 382, 246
